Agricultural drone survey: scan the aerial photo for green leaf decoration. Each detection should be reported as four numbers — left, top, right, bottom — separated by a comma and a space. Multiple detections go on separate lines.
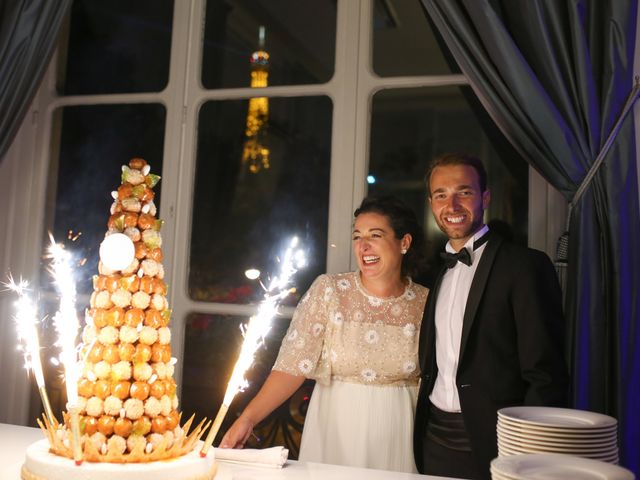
121, 166, 131, 184
132, 184, 146, 199
145, 174, 161, 188
161, 309, 172, 324
114, 215, 126, 232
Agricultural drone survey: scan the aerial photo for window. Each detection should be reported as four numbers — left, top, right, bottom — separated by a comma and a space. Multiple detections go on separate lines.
367, 86, 529, 270
189, 96, 332, 304
45, 104, 166, 295
372, 0, 456, 77
201, 0, 337, 88
15, 0, 534, 453
58, 0, 174, 94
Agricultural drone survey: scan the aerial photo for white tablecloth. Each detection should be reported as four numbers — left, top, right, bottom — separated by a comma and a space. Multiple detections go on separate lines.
0, 423, 456, 480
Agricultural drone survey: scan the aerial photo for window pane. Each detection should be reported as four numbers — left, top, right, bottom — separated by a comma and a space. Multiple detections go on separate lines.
181, 313, 312, 456
368, 86, 528, 281
58, 0, 174, 94
43, 103, 166, 296
372, 0, 458, 77
190, 96, 332, 303
202, 0, 336, 88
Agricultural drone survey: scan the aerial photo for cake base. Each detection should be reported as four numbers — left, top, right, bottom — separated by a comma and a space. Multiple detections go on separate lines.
22, 439, 216, 480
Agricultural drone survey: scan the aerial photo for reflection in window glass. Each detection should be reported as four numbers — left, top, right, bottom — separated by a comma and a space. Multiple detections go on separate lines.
368, 87, 528, 281
202, 0, 336, 88
58, 0, 174, 95
182, 313, 311, 456
43, 104, 166, 296
190, 96, 332, 303
372, 0, 457, 77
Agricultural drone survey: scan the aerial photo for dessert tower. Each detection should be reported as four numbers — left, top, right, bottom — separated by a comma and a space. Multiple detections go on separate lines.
41, 158, 206, 462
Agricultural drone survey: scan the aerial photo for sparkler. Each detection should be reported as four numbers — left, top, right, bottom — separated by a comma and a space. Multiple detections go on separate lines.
4, 276, 56, 426
48, 236, 83, 465
200, 236, 306, 457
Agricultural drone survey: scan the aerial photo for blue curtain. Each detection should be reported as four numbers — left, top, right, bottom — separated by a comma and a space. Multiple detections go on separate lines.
0, 0, 71, 161
420, 0, 640, 474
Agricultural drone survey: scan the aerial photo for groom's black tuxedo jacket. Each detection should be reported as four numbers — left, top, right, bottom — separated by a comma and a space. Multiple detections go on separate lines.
413, 233, 569, 479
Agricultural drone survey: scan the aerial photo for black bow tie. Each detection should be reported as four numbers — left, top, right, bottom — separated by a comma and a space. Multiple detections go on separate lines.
440, 233, 489, 269
441, 248, 471, 268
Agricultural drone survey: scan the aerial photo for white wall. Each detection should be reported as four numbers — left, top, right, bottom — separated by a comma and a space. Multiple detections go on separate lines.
0, 98, 50, 425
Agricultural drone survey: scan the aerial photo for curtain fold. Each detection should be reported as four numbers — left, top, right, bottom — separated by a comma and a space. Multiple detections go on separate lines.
420, 0, 640, 474
0, 0, 71, 162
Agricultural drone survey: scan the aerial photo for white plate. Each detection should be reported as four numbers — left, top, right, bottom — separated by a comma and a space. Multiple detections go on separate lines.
497, 440, 619, 456
498, 407, 617, 429
497, 444, 619, 463
497, 429, 618, 444
490, 453, 633, 480
498, 438, 619, 455
498, 441, 619, 457
498, 426, 619, 448
498, 417, 618, 435
497, 422, 619, 441
498, 443, 619, 458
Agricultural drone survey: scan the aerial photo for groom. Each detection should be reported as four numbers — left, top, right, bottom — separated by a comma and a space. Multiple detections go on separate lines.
413, 153, 568, 479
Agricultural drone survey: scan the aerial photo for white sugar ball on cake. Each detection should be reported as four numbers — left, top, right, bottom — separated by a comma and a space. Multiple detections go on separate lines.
132, 291, 151, 309
86, 397, 104, 417
152, 362, 167, 379
104, 396, 123, 416
134, 363, 153, 381
158, 327, 171, 345
94, 361, 112, 379
160, 395, 172, 416
139, 326, 158, 345
107, 435, 127, 455
151, 293, 167, 310
100, 233, 135, 271
113, 361, 132, 380
124, 398, 144, 420
99, 326, 119, 344
119, 326, 139, 343
144, 397, 162, 417
111, 289, 132, 308
94, 290, 113, 309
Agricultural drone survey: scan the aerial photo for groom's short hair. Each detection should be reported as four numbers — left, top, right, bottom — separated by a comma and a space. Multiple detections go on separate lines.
425, 152, 488, 195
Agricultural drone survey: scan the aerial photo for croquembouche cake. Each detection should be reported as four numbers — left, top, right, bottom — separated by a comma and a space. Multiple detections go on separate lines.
22, 158, 215, 480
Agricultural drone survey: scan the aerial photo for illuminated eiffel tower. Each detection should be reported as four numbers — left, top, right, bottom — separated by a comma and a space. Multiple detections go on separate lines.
242, 26, 270, 174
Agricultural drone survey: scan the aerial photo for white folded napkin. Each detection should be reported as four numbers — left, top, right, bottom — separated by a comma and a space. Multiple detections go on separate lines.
214, 446, 289, 468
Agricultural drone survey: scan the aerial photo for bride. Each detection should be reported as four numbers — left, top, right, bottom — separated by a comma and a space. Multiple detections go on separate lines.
219, 195, 429, 473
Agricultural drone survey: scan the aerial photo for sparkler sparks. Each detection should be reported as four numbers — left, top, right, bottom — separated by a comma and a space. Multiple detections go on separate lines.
48, 238, 81, 405
200, 236, 307, 456
47, 235, 83, 463
4, 276, 56, 425
5, 276, 44, 385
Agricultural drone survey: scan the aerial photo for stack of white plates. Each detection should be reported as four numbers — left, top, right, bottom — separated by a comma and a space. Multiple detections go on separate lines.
491, 453, 634, 480
497, 407, 619, 463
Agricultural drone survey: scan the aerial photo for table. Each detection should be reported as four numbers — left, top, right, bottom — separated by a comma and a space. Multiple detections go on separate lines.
0, 423, 455, 480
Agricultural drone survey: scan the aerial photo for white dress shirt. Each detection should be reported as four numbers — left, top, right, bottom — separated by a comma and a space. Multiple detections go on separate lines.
429, 225, 489, 412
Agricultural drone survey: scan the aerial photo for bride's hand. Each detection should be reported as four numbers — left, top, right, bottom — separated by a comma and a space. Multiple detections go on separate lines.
219, 417, 254, 449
